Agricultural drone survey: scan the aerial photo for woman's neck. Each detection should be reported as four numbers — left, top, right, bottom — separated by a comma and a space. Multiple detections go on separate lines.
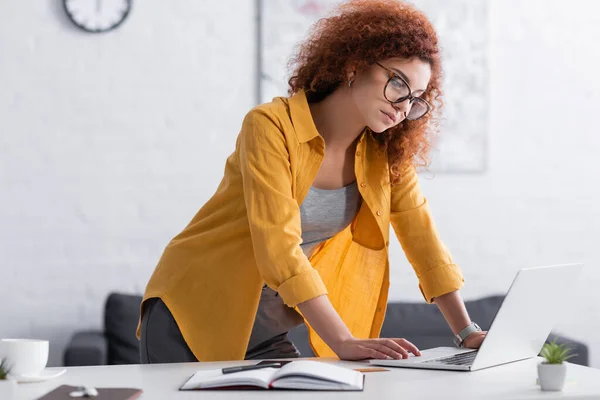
308, 87, 366, 151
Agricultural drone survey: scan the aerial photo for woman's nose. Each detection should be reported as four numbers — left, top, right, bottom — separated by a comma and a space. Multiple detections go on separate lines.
392, 99, 411, 119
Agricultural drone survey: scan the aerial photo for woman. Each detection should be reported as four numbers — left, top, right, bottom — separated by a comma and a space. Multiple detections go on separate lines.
137, 0, 487, 363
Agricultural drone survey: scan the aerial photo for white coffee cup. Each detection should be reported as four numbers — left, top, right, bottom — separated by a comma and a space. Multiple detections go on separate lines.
0, 339, 49, 377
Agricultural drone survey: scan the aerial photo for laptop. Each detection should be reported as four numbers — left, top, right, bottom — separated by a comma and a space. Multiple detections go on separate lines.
370, 263, 583, 372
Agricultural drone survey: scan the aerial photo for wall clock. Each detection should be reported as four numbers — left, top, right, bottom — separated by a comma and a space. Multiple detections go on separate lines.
63, 0, 132, 33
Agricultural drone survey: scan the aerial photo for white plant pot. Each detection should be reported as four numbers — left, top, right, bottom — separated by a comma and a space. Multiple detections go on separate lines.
538, 362, 566, 391
0, 379, 16, 398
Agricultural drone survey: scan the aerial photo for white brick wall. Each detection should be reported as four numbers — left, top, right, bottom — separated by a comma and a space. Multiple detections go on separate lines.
1, 0, 599, 368
0, 0, 256, 366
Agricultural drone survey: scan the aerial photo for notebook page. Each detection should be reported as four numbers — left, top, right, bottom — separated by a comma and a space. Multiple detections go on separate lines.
270, 376, 357, 391
272, 361, 363, 388
180, 367, 278, 390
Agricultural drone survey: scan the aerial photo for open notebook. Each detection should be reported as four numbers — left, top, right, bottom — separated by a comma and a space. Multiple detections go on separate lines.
180, 360, 364, 391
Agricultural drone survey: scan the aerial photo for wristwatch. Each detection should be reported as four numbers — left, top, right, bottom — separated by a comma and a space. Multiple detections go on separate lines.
453, 322, 482, 348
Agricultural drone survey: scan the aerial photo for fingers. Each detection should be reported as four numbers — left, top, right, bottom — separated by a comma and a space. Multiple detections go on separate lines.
368, 342, 405, 359
337, 338, 420, 361
394, 338, 421, 356
359, 345, 391, 360
378, 339, 410, 359
363, 338, 420, 359
359, 339, 410, 359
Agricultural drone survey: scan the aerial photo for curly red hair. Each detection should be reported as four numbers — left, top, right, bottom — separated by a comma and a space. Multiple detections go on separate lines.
288, 0, 443, 184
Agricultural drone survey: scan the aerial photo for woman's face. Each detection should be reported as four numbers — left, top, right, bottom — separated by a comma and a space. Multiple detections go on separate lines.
350, 57, 432, 133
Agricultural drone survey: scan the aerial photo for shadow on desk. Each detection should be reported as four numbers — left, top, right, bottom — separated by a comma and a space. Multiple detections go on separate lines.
63, 293, 589, 367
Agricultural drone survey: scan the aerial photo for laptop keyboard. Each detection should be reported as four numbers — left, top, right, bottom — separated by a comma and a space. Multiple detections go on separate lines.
421, 351, 478, 366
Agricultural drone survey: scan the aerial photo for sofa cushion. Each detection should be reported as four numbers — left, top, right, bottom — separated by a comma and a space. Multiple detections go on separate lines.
104, 293, 143, 364
63, 331, 108, 366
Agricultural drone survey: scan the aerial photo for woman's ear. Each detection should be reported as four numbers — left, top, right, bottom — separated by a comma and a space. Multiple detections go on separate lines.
346, 70, 356, 88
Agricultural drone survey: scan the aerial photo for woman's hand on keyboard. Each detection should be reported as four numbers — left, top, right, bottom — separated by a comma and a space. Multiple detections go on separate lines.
332, 337, 422, 361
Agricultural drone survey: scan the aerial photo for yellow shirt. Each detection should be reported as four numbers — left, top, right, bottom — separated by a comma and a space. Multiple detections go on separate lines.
137, 90, 464, 361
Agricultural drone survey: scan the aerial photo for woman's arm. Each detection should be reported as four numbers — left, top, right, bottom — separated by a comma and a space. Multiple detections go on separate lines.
432, 290, 471, 335
433, 290, 487, 349
238, 110, 329, 307
389, 164, 465, 303
297, 295, 353, 346
298, 295, 421, 360
389, 164, 486, 348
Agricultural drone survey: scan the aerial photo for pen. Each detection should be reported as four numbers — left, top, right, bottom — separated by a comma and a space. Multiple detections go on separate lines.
221, 362, 282, 374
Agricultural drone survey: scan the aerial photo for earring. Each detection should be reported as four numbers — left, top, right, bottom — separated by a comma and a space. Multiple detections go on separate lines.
348, 79, 353, 88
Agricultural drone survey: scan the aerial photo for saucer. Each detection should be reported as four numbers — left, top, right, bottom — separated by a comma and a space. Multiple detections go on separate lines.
10, 368, 67, 383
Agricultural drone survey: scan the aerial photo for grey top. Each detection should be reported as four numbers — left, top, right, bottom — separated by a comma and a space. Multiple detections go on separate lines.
300, 181, 362, 258
247, 181, 362, 352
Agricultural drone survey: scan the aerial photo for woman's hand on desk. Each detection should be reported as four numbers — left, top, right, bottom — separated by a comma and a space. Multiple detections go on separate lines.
332, 337, 422, 361
463, 331, 487, 349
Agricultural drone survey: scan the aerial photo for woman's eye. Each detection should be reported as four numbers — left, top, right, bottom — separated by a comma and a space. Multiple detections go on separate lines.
390, 78, 407, 90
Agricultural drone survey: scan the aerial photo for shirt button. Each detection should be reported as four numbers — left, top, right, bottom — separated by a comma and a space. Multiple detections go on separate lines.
356, 151, 362, 157
376, 211, 382, 216
360, 182, 366, 188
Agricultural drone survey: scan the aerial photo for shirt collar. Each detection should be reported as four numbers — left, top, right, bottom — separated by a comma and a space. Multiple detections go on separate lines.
289, 90, 321, 143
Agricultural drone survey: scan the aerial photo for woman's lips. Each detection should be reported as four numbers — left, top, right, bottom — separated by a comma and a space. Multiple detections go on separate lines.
381, 110, 397, 123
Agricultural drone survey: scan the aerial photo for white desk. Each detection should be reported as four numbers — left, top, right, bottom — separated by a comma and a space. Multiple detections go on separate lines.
13, 357, 600, 399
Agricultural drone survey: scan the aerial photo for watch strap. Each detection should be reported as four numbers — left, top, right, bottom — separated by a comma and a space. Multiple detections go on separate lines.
453, 322, 481, 348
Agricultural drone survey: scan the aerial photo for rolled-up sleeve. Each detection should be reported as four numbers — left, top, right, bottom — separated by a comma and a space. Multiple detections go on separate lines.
238, 109, 327, 307
390, 163, 464, 303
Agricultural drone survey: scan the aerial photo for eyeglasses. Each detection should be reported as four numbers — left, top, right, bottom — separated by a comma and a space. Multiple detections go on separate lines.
375, 62, 432, 121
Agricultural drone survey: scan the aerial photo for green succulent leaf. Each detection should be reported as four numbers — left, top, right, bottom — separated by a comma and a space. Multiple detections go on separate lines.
541, 339, 578, 364
0, 358, 10, 380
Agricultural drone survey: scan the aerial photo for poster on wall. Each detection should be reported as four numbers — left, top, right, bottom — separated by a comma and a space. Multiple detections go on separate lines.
259, 0, 489, 173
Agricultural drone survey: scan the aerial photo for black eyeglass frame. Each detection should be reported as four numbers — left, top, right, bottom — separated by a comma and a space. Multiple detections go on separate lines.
375, 62, 432, 121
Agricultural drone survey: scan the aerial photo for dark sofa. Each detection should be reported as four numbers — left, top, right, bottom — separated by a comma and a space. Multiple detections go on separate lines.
63, 292, 589, 366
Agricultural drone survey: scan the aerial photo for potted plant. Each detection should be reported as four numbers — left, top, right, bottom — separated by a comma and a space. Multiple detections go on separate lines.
0, 358, 16, 397
538, 339, 577, 391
